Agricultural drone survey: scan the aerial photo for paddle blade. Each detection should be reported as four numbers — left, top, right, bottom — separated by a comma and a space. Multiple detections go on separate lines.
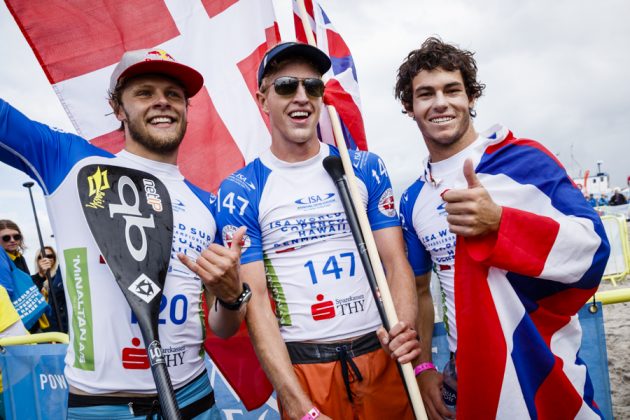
77, 164, 174, 340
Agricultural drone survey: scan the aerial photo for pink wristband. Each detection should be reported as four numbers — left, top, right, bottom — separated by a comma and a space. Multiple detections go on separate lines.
414, 362, 437, 376
301, 407, 320, 420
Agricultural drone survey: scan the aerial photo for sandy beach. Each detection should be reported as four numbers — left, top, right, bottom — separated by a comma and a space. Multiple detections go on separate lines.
600, 276, 630, 419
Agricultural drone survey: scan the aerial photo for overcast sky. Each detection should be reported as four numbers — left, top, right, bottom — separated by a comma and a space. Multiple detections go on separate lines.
2, 0, 629, 270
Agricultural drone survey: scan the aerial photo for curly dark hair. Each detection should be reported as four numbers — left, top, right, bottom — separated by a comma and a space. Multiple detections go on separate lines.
395, 37, 485, 113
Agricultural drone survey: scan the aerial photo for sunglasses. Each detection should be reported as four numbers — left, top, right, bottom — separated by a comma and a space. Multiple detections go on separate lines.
271, 77, 325, 98
38, 254, 55, 260
1, 234, 22, 242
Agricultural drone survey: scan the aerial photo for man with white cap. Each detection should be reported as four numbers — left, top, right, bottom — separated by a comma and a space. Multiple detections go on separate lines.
0, 48, 248, 418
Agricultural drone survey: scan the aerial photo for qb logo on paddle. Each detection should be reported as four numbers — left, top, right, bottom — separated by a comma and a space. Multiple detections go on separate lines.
78, 164, 177, 411
109, 175, 156, 261
78, 164, 173, 310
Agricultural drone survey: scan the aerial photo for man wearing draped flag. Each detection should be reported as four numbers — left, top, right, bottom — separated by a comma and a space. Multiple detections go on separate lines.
396, 37, 609, 419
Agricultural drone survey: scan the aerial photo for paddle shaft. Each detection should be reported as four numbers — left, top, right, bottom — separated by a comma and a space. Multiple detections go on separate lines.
138, 322, 181, 419
23, 182, 63, 330
324, 156, 420, 414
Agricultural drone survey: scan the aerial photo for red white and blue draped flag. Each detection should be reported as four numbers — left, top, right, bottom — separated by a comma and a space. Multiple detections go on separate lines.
453, 127, 609, 419
293, 0, 368, 151
5, 0, 276, 410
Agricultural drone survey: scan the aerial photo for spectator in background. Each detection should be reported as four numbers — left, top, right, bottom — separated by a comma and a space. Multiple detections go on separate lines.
597, 194, 609, 207
587, 193, 597, 207
0, 220, 30, 274
609, 188, 628, 206
32, 246, 68, 333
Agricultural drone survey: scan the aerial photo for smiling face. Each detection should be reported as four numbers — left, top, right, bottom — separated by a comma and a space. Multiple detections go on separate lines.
256, 61, 323, 161
113, 75, 188, 163
410, 67, 477, 162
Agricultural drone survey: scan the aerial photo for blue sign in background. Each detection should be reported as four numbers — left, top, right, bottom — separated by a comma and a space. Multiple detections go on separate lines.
0, 302, 613, 419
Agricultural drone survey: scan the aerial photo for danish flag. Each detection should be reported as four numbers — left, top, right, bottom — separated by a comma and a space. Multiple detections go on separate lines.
5, 0, 277, 409
5, 0, 280, 193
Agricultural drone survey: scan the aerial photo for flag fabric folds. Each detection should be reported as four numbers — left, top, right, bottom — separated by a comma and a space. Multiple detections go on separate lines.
293, 0, 368, 151
5, 0, 280, 193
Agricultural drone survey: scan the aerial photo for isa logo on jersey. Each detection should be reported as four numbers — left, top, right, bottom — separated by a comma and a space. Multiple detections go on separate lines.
294, 193, 336, 210
222, 225, 251, 251
227, 173, 256, 191
378, 188, 396, 217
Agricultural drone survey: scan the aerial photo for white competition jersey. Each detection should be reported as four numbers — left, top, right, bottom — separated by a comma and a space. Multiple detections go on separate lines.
0, 100, 215, 394
399, 136, 486, 352
216, 143, 399, 342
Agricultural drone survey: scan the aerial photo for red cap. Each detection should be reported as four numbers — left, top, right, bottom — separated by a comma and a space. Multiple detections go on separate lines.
110, 49, 204, 97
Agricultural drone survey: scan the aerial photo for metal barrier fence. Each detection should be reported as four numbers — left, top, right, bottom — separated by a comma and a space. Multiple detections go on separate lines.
602, 215, 630, 285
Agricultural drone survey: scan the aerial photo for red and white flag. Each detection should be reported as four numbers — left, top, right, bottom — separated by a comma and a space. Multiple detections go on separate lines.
6, 0, 277, 409
6, 0, 280, 193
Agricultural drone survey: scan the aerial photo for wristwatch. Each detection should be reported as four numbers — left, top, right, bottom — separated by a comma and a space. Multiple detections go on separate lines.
217, 283, 252, 310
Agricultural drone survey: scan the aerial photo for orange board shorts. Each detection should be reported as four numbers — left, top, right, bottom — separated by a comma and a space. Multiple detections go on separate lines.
282, 332, 413, 420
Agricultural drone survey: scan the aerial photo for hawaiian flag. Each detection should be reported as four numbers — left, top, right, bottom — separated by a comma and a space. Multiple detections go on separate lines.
293, 0, 368, 151
5, 0, 276, 410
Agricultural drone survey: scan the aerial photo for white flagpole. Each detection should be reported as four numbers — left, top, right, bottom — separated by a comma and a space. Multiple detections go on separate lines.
294, 1, 427, 418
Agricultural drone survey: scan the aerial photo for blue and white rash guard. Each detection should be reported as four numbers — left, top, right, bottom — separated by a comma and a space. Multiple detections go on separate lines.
216, 143, 399, 342
0, 99, 216, 394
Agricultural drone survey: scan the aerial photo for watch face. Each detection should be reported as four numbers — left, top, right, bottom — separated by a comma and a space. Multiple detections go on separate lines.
240, 283, 252, 305
219, 283, 252, 310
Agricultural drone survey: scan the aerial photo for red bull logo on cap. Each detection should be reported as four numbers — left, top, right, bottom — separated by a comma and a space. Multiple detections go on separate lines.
145, 49, 175, 62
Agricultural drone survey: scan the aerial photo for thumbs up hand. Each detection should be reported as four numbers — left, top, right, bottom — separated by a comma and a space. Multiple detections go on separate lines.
441, 159, 502, 237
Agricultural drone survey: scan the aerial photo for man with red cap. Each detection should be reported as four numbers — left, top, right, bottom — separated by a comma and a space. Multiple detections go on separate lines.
0, 49, 248, 418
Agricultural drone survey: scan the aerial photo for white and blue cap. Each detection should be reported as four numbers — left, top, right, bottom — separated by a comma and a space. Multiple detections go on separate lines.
257, 42, 331, 87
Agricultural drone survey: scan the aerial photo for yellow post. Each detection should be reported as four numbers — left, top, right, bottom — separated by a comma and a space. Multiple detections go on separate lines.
0, 332, 68, 346
594, 288, 630, 305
